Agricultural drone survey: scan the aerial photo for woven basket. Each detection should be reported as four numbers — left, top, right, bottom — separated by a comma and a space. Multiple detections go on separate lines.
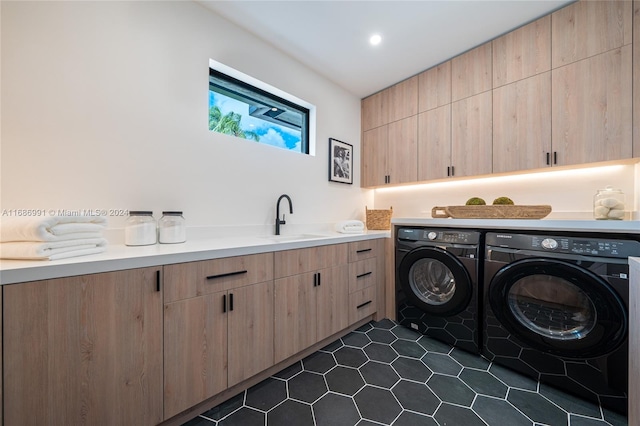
366, 206, 393, 230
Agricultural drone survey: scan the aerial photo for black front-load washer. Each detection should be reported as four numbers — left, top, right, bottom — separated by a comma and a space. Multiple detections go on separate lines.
483, 231, 640, 415
396, 227, 481, 353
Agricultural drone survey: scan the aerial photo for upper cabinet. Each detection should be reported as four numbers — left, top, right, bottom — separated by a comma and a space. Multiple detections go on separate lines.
451, 92, 493, 178
362, 90, 388, 132
552, 0, 633, 68
451, 43, 492, 102
492, 16, 551, 88
552, 46, 632, 166
418, 61, 451, 112
634, 0, 640, 157
388, 76, 418, 123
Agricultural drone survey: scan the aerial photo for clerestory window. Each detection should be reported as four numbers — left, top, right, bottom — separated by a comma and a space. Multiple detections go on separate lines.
209, 59, 316, 155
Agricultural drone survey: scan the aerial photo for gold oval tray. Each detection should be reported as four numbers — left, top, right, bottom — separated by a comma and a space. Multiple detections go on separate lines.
431, 205, 552, 219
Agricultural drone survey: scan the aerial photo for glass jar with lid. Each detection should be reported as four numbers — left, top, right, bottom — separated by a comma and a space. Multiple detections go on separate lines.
158, 211, 186, 244
593, 186, 625, 220
125, 211, 157, 245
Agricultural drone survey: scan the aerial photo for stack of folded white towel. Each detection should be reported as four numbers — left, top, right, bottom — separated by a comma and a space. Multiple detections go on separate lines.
335, 220, 366, 234
0, 216, 108, 260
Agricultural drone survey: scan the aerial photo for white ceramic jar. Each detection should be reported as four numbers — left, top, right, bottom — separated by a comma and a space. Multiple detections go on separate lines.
593, 186, 625, 220
158, 211, 186, 244
125, 211, 157, 246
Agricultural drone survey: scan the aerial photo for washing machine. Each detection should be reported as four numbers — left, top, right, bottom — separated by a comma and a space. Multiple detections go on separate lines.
483, 231, 640, 415
396, 227, 481, 354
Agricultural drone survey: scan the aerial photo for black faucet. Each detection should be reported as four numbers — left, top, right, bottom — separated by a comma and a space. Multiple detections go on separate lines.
275, 194, 293, 235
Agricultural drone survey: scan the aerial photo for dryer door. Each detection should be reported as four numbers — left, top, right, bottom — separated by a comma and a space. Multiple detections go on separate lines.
398, 246, 472, 316
488, 258, 627, 358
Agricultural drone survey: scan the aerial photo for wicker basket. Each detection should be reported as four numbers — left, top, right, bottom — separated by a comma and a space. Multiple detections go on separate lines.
366, 206, 393, 230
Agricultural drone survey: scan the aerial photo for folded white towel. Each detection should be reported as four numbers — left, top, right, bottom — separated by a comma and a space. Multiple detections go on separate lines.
335, 220, 365, 234
0, 216, 107, 242
0, 238, 108, 260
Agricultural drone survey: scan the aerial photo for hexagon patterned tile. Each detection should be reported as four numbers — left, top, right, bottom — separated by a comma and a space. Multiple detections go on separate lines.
183, 320, 627, 426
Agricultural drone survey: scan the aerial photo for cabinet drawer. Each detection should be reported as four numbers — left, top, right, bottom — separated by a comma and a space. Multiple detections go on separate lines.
348, 240, 379, 263
349, 286, 377, 325
349, 258, 377, 293
275, 243, 348, 278
164, 253, 274, 303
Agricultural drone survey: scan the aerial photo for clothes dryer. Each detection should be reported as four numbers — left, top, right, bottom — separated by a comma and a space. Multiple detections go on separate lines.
396, 228, 481, 353
483, 231, 639, 414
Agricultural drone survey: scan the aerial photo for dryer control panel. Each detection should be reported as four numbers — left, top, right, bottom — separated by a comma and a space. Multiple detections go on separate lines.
486, 233, 640, 259
398, 228, 480, 245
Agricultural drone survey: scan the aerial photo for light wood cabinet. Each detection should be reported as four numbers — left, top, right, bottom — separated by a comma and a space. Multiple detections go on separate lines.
492, 15, 550, 88
361, 90, 388, 132
417, 105, 451, 181
388, 76, 418, 123
451, 91, 493, 177
552, 46, 632, 166
552, 0, 632, 68
362, 116, 417, 187
418, 61, 451, 112
274, 244, 349, 363
451, 43, 492, 102
493, 72, 551, 174
163, 253, 274, 419
347, 240, 383, 325
3, 268, 163, 426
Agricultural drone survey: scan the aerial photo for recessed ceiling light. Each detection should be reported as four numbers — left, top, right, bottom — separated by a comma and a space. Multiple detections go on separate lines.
369, 34, 382, 46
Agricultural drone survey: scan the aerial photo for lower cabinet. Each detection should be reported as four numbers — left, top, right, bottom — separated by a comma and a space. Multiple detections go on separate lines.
163, 254, 274, 420
274, 264, 349, 363
347, 240, 383, 324
3, 267, 164, 426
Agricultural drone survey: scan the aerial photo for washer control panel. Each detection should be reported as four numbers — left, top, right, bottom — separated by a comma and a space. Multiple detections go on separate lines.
397, 228, 480, 245
486, 232, 640, 259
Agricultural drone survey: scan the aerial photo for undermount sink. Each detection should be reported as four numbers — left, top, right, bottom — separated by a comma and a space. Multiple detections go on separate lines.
260, 233, 330, 243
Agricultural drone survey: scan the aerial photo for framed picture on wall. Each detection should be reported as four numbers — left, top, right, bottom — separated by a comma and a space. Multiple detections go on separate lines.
329, 138, 353, 184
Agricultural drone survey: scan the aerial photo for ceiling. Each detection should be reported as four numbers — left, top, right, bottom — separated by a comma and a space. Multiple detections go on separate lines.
198, 1, 574, 99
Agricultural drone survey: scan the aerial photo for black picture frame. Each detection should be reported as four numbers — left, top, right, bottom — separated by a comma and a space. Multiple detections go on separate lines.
328, 138, 353, 184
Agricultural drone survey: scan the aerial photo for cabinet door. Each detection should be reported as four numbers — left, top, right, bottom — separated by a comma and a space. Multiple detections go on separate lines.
274, 272, 317, 363
163, 291, 227, 419
388, 76, 418, 122
552, 46, 632, 166
418, 61, 451, 112
451, 43, 492, 102
362, 126, 388, 187
552, 0, 632, 68
4, 268, 163, 426
387, 115, 418, 185
418, 105, 451, 181
275, 243, 348, 279
492, 15, 551, 87
451, 91, 493, 177
228, 281, 274, 387
316, 265, 349, 342
493, 72, 551, 173
362, 90, 389, 131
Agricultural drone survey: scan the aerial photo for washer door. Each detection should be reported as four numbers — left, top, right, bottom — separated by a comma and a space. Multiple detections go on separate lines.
489, 258, 627, 358
398, 247, 472, 316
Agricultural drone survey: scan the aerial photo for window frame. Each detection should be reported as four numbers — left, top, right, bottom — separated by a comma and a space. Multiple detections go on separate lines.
208, 58, 316, 155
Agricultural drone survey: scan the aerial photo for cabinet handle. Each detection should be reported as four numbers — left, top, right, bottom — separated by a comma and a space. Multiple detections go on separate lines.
447, 166, 450, 176
206, 270, 248, 280
156, 270, 161, 292
451, 166, 454, 176
357, 300, 372, 309
313, 273, 318, 287
229, 293, 234, 311
553, 151, 557, 165
317, 272, 321, 286
223, 294, 227, 313
546, 152, 550, 165
356, 248, 372, 254
357, 271, 372, 279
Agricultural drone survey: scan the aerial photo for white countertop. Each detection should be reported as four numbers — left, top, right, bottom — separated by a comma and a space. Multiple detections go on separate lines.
0, 230, 390, 285
392, 218, 640, 234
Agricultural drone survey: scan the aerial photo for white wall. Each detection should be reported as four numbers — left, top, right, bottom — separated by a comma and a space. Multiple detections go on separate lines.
1, 1, 371, 234
374, 163, 639, 220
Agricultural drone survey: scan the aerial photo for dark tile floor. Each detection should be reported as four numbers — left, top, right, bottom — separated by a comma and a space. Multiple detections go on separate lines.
183, 319, 628, 426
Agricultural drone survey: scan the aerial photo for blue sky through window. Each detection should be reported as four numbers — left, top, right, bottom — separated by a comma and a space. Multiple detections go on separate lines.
208, 91, 302, 152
